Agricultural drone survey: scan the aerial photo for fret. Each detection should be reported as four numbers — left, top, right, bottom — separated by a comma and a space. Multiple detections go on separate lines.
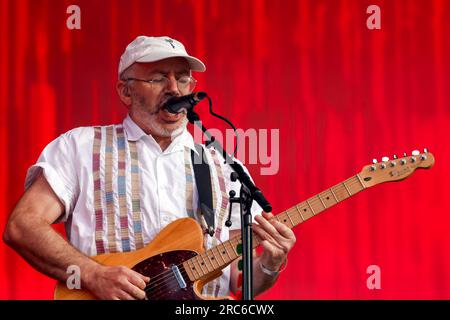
306, 199, 316, 215
195, 255, 207, 275
216, 244, 227, 264
356, 174, 365, 188
230, 237, 241, 255
343, 181, 352, 196
295, 205, 305, 221
183, 261, 192, 280
318, 194, 326, 209
199, 254, 212, 273
214, 245, 226, 265
190, 257, 202, 278
330, 187, 339, 202
222, 242, 233, 261
186, 260, 198, 280
225, 241, 238, 259
191, 259, 201, 279
285, 211, 295, 226
209, 249, 219, 269
276, 212, 292, 228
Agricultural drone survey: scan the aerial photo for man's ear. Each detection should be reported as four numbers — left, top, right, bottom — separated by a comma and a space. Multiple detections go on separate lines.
116, 80, 132, 106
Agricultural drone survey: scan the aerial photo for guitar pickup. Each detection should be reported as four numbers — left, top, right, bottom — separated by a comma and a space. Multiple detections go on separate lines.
171, 265, 187, 289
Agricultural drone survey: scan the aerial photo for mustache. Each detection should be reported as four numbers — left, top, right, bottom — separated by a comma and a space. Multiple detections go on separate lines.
150, 94, 186, 115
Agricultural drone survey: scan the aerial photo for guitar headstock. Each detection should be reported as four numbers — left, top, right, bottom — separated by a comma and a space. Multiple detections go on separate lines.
359, 149, 435, 188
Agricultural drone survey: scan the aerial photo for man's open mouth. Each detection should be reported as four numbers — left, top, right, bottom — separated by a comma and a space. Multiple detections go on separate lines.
159, 108, 184, 123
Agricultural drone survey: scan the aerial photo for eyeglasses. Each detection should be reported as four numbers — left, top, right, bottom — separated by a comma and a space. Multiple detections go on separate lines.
124, 75, 197, 93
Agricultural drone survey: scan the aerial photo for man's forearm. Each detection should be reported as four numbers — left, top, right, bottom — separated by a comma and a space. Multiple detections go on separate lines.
229, 252, 281, 297
252, 254, 280, 296
4, 215, 98, 286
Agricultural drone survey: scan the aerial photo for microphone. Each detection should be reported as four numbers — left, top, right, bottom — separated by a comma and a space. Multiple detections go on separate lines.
163, 92, 207, 114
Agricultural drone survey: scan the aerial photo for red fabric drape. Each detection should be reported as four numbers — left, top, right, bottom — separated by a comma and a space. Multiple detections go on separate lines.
1, 0, 449, 299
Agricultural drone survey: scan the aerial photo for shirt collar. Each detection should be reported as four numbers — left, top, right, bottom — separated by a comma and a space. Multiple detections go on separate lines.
123, 114, 198, 154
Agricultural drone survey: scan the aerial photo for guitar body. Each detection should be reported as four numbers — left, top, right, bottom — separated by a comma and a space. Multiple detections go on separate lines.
54, 218, 231, 300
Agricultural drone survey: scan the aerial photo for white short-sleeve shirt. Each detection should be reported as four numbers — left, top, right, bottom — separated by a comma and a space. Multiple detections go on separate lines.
25, 114, 262, 297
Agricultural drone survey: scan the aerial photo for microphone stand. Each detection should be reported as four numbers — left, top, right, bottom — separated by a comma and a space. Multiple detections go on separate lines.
186, 108, 272, 301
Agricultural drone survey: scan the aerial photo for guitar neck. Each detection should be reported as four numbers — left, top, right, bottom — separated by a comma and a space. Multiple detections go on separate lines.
183, 174, 367, 281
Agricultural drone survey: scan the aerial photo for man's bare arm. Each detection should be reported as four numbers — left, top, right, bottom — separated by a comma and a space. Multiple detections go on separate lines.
3, 172, 149, 300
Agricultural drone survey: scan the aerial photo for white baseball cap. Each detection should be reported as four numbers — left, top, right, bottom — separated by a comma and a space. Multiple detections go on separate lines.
118, 36, 206, 78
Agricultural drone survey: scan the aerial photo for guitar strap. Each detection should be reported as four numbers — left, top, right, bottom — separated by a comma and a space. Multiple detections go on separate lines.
191, 144, 215, 236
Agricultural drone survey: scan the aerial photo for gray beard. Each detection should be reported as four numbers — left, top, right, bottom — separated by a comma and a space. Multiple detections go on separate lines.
131, 92, 188, 139
146, 114, 189, 139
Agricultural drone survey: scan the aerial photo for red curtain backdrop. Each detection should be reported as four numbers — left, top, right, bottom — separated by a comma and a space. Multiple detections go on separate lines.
1, 0, 449, 299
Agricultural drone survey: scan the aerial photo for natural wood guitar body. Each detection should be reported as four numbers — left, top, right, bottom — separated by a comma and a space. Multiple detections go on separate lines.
54, 218, 232, 300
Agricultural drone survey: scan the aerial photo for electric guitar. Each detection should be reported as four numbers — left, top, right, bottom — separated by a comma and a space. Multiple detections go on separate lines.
54, 149, 435, 300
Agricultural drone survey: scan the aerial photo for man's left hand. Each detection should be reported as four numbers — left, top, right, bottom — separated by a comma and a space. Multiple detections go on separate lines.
253, 211, 296, 272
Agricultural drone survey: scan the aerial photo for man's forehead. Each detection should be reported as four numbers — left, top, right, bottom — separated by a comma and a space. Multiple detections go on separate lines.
135, 58, 191, 73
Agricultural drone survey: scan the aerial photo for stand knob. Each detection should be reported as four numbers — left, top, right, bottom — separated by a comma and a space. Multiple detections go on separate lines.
230, 172, 239, 182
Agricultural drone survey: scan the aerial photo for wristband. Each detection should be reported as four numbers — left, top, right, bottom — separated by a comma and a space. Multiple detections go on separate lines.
259, 258, 288, 277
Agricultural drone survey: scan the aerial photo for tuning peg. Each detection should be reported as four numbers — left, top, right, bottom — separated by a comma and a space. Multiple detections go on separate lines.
403, 152, 407, 157
372, 158, 378, 164
424, 148, 428, 153
412, 150, 420, 156
381, 156, 389, 162
393, 154, 398, 159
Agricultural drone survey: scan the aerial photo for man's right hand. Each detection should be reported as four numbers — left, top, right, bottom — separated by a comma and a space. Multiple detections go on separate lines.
83, 264, 150, 300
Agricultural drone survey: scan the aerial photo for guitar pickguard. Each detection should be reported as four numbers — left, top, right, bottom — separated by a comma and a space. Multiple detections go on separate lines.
132, 250, 199, 300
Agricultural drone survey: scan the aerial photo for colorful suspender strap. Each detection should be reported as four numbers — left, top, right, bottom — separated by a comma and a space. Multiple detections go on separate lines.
93, 127, 105, 254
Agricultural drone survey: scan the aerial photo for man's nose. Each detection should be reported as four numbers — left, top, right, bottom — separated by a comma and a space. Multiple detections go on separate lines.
165, 74, 180, 94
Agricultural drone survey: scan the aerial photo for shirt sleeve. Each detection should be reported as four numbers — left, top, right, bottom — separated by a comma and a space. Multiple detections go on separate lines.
25, 133, 79, 222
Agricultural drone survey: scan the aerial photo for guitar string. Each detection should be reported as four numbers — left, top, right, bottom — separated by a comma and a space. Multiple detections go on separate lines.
145, 276, 184, 300
144, 265, 189, 293
138, 178, 365, 297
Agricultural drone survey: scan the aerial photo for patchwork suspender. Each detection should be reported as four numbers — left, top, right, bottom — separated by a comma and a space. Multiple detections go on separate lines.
92, 125, 144, 254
